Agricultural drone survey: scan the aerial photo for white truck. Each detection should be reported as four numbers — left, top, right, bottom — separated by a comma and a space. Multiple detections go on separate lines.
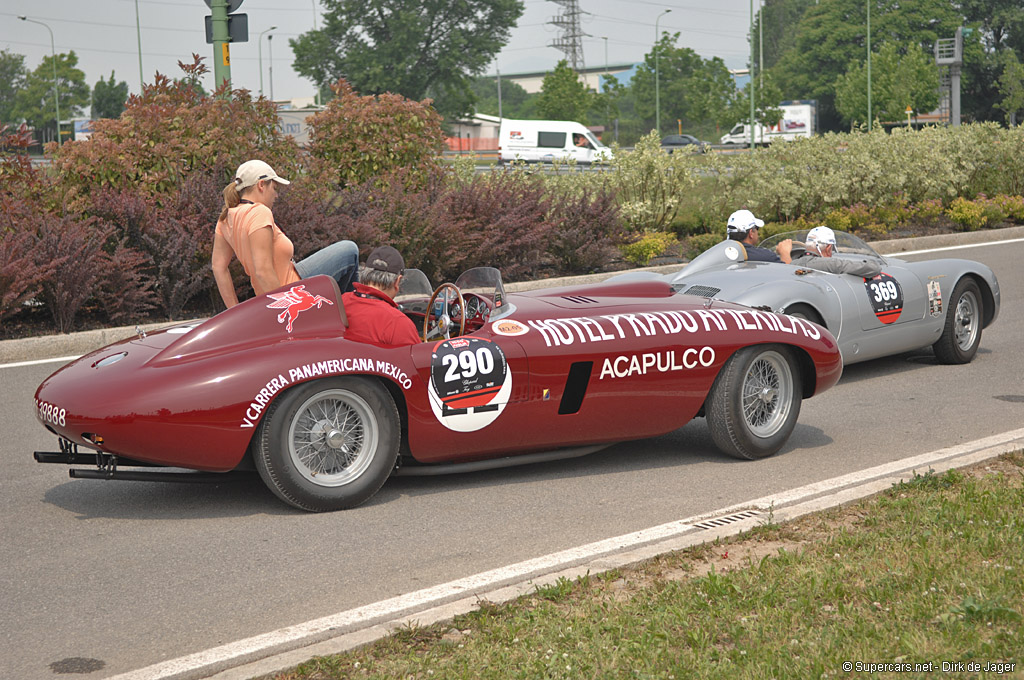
720, 101, 817, 146
498, 119, 613, 165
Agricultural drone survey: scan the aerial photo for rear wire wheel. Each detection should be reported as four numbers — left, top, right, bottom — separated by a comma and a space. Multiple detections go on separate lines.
254, 376, 399, 511
706, 345, 802, 460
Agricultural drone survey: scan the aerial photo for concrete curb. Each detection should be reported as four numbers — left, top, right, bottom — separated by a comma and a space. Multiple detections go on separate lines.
5, 226, 1022, 365
200, 428, 1024, 680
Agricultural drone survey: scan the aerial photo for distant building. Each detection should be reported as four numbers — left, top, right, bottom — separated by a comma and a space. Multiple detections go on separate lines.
491, 63, 637, 94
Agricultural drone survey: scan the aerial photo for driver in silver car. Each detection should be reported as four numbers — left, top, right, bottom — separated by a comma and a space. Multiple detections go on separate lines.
791, 226, 882, 278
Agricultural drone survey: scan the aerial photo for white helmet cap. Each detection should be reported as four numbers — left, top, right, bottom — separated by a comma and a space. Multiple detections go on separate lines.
806, 226, 836, 247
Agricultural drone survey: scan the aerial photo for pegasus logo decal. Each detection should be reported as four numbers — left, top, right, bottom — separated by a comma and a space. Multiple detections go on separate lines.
265, 285, 334, 333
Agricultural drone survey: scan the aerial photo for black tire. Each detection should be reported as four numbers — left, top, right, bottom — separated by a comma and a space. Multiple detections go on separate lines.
706, 345, 802, 460
784, 303, 825, 328
933, 278, 983, 365
254, 376, 400, 511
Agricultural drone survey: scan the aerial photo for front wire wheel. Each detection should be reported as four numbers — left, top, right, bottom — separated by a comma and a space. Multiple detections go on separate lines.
255, 377, 399, 511
706, 345, 802, 460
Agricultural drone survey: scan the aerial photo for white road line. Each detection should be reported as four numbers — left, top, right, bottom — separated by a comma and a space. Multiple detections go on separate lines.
106, 427, 1024, 680
889, 236, 1024, 257
0, 355, 82, 370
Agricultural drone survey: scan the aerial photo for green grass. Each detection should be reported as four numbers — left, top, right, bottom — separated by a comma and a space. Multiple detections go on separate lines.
270, 453, 1024, 680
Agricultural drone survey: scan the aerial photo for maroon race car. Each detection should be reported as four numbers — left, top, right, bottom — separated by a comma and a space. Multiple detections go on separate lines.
34, 267, 842, 511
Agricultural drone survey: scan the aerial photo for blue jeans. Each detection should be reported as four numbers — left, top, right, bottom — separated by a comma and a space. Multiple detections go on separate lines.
294, 240, 360, 293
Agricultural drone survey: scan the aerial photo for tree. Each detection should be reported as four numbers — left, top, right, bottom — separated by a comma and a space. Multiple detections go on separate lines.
92, 72, 129, 120
0, 50, 27, 125
996, 49, 1024, 125
290, 0, 524, 119
536, 60, 592, 123
769, 0, 960, 131
13, 51, 90, 144
631, 33, 739, 138
753, 0, 817, 71
834, 41, 939, 126
469, 75, 534, 119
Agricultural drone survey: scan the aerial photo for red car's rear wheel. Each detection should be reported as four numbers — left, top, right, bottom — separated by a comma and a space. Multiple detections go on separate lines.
254, 376, 399, 511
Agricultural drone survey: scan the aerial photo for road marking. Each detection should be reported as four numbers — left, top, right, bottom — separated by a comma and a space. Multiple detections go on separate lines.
106, 426, 1024, 680
891, 236, 1024, 257
0, 355, 81, 370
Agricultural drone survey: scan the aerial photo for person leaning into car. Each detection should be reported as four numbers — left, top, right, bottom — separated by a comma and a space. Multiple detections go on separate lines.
791, 226, 882, 278
211, 159, 360, 308
726, 209, 793, 263
341, 245, 421, 348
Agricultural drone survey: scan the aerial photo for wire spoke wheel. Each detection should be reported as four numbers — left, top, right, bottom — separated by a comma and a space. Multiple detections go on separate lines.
740, 352, 793, 438
288, 389, 377, 487
255, 377, 400, 511
706, 345, 802, 460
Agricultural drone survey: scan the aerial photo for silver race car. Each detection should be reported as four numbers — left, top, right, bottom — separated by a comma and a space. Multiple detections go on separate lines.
609, 230, 1000, 365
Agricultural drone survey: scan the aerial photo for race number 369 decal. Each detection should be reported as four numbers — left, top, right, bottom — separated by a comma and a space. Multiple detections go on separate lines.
428, 337, 512, 432
864, 273, 904, 324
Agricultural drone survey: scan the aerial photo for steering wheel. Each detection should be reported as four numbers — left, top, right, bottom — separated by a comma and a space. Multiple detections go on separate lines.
423, 283, 465, 342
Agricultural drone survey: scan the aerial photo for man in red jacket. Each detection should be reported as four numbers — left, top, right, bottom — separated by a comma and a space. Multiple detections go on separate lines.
342, 246, 421, 348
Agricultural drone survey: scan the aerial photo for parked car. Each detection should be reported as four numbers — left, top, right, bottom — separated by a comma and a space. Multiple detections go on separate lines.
661, 134, 709, 154
34, 266, 842, 512
607, 231, 1000, 366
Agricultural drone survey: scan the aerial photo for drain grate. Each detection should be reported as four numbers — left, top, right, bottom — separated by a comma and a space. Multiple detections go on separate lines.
691, 510, 760, 531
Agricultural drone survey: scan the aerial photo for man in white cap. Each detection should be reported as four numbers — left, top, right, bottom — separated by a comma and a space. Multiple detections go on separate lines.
790, 226, 882, 277
726, 209, 792, 263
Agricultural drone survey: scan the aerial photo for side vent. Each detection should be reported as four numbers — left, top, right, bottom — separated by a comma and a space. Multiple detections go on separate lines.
681, 285, 721, 298
558, 361, 593, 415
560, 295, 599, 304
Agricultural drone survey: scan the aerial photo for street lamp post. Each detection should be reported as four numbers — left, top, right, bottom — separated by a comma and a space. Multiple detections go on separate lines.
866, 0, 872, 131
258, 26, 277, 97
134, 0, 144, 91
654, 9, 671, 135
268, 33, 275, 101
18, 16, 60, 146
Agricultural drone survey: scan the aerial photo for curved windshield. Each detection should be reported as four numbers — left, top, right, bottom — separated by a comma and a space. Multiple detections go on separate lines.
395, 269, 433, 316
677, 239, 747, 280
761, 230, 882, 258
454, 267, 514, 320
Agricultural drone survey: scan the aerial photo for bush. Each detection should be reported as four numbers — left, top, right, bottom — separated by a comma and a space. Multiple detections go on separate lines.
545, 185, 625, 275
0, 201, 60, 324
34, 214, 112, 332
307, 79, 445, 189
49, 56, 296, 207
621, 230, 677, 266
684, 232, 723, 259
447, 171, 551, 281
946, 196, 988, 231
96, 239, 158, 325
143, 205, 214, 319
612, 131, 699, 233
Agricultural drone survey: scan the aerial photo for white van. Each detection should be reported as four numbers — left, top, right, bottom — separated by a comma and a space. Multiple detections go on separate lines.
498, 119, 613, 165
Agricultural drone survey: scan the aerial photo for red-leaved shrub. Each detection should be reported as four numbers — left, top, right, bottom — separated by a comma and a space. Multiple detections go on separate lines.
0, 201, 60, 323
96, 240, 158, 325
33, 214, 112, 332
546, 186, 626, 275
447, 172, 551, 281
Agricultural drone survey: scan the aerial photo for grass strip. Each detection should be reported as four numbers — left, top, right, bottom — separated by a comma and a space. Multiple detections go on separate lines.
270, 453, 1023, 680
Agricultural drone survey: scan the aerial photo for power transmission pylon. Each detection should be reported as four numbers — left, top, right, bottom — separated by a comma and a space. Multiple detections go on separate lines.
549, 0, 586, 72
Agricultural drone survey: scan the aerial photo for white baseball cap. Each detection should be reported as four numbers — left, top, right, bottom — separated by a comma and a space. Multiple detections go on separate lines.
726, 209, 765, 234
806, 226, 837, 247
234, 160, 291, 190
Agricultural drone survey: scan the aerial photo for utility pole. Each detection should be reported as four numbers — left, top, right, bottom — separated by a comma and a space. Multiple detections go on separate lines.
749, 0, 755, 150
18, 16, 60, 146
268, 34, 274, 101
210, 0, 231, 89
866, 0, 871, 131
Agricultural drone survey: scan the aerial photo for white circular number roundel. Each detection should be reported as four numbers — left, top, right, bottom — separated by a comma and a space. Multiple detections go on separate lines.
864, 273, 904, 324
427, 337, 512, 432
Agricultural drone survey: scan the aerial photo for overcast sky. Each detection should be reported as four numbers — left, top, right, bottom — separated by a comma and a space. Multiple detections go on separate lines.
1, 0, 754, 108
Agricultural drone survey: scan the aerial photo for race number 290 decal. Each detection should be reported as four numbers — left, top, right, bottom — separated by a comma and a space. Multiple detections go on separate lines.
427, 337, 512, 432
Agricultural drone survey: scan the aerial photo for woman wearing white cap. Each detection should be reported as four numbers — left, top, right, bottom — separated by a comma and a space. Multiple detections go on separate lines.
211, 159, 360, 308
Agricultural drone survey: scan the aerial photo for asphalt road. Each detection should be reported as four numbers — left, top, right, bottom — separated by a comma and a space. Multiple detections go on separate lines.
2, 240, 1021, 679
